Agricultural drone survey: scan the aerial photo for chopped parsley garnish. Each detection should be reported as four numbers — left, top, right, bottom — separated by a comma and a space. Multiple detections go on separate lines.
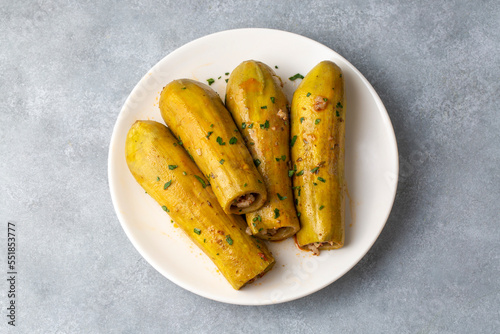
207, 78, 215, 85
226, 235, 233, 245
281, 155, 286, 161
260, 120, 270, 129
275, 65, 278, 69
323, 98, 328, 102
261, 105, 267, 109
319, 205, 325, 210
289, 73, 304, 81
210, 124, 214, 128
168, 165, 177, 170
336, 111, 340, 117
274, 208, 280, 219
242, 122, 247, 129
194, 228, 201, 235
253, 215, 262, 222
315, 119, 321, 125
244, 183, 247, 187
206, 131, 213, 139
257, 179, 262, 183
194, 175, 208, 188
336, 102, 343, 108
164, 180, 172, 189
318, 177, 326, 183
225, 72, 229, 75
204, 239, 206, 243
306, 92, 311, 97
225, 79, 228, 83
288, 170, 295, 177
258, 228, 263, 232
277, 193, 287, 200
275, 157, 280, 162
162, 205, 169, 212
181, 87, 186, 90
247, 123, 254, 129
290, 135, 298, 147
156, 176, 160, 181
311, 167, 319, 173
254, 159, 261, 167
297, 212, 301, 217
218, 76, 221, 80
216, 136, 226, 145
182, 171, 187, 175
297, 170, 304, 176
295, 198, 298, 205
229, 137, 237, 145
270, 97, 275, 103
300, 117, 305, 123
219, 159, 225, 165
313, 182, 318, 186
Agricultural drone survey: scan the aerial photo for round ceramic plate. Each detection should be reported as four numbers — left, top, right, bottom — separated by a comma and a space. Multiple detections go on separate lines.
108, 28, 398, 305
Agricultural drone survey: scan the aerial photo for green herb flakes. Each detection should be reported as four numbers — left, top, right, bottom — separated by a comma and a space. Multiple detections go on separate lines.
216, 136, 226, 145
156, 176, 160, 181
244, 183, 247, 187
162, 205, 169, 212
194, 175, 208, 188
306, 92, 311, 97
182, 171, 187, 175
277, 193, 287, 200
164, 180, 172, 189
270, 97, 275, 103
318, 177, 326, 183
194, 228, 201, 235
229, 137, 237, 145
290, 135, 298, 147
311, 167, 319, 173
288, 170, 295, 177
300, 117, 305, 123
241, 122, 247, 129
315, 119, 321, 125
274, 208, 280, 219
168, 165, 177, 170
297, 170, 304, 176
206, 131, 213, 139
219, 159, 225, 165
247, 123, 254, 129
207, 78, 215, 85
254, 159, 261, 167
261, 105, 267, 109
336, 102, 343, 108
323, 98, 328, 102
226, 235, 233, 245
319, 205, 325, 210
289, 73, 304, 81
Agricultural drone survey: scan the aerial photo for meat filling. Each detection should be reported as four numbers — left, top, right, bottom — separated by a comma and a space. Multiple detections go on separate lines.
232, 193, 256, 208
306, 241, 335, 255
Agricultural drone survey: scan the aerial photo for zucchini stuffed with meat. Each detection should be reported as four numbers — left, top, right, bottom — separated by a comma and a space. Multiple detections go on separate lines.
159, 79, 267, 215
291, 61, 345, 254
226, 60, 300, 240
125, 120, 275, 289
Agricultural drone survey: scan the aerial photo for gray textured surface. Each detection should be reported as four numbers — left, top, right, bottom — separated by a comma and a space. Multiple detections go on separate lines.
1, 0, 499, 333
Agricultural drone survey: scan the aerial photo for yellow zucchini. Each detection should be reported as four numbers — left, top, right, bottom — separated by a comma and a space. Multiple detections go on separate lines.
125, 121, 275, 290
291, 61, 345, 254
159, 79, 267, 215
226, 60, 300, 240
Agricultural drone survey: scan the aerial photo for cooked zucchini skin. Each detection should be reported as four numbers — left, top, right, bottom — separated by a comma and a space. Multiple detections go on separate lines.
159, 79, 267, 215
226, 60, 300, 241
125, 121, 275, 290
291, 61, 345, 250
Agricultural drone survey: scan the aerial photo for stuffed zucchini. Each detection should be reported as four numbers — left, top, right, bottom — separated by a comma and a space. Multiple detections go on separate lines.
159, 79, 267, 215
226, 60, 300, 240
125, 120, 275, 290
291, 61, 345, 254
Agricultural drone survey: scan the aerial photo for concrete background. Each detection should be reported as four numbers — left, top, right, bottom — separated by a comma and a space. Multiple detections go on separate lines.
1, 0, 499, 333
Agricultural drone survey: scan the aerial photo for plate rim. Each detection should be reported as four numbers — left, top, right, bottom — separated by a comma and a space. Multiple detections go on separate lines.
108, 27, 399, 305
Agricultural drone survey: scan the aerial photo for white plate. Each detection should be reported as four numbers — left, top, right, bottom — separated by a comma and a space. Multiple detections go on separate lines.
108, 28, 398, 305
